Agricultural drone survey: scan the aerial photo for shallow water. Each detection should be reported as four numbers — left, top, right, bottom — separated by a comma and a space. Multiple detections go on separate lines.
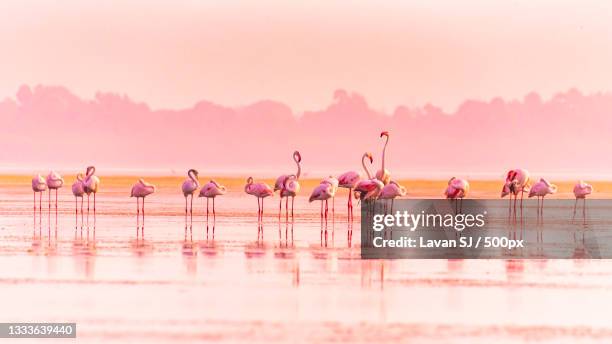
1, 184, 612, 343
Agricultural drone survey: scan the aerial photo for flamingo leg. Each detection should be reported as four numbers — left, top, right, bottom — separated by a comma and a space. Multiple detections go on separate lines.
279, 198, 282, 219
285, 197, 289, 222
185, 196, 188, 216
34, 191, 36, 213
291, 196, 295, 220
321, 201, 324, 219
206, 198, 209, 220
573, 198, 578, 220
94, 192, 96, 213
583, 198, 587, 219
49, 189, 51, 211
190, 194, 193, 218
213, 198, 216, 220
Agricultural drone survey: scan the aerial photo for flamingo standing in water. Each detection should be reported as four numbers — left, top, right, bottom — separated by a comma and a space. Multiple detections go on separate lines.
573, 181, 593, 220
379, 180, 407, 212
445, 177, 469, 212
529, 178, 557, 217
46, 171, 64, 211
501, 168, 530, 218
309, 180, 335, 220
32, 174, 47, 212
199, 180, 227, 219
83, 166, 100, 214
354, 153, 384, 203
338, 152, 372, 220
375, 131, 391, 185
72, 173, 85, 216
245, 177, 274, 221
131, 179, 156, 217
274, 151, 302, 218
280, 175, 301, 220
181, 169, 199, 218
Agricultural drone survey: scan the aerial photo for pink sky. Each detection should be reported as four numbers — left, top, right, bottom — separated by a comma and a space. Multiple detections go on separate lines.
1, 1, 611, 113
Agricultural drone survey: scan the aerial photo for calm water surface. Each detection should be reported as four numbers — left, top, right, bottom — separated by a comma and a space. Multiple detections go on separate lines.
1, 184, 611, 343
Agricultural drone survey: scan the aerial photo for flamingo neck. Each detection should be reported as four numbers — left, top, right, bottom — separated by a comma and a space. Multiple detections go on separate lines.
295, 159, 301, 180
362, 154, 372, 179
381, 136, 388, 171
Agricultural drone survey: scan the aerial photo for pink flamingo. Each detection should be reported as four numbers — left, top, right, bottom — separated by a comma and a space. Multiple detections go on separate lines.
181, 169, 199, 217
280, 175, 301, 220
338, 152, 372, 220
573, 181, 593, 219
245, 176, 274, 221
309, 180, 335, 220
46, 171, 64, 211
83, 166, 100, 214
131, 179, 156, 217
445, 177, 469, 212
354, 153, 384, 202
501, 169, 530, 217
529, 178, 557, 217
72, 173, 85, 216
375, 131, 391, 185
274, 151, 302, 218
199, 180, 227, 218
379, 180, 407, 212
32, 174, 47, 212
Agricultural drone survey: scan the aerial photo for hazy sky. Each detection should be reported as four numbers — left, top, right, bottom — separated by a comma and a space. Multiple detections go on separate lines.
1, 0, 611, 113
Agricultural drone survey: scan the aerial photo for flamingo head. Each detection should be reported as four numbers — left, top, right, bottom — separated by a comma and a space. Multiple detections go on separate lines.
188, 169, 199, 179
246, 176, 253, 184
367, 152, 373, 164
86, 166, 95, 176
380, 131, 389, 138
293, 151, 302, 163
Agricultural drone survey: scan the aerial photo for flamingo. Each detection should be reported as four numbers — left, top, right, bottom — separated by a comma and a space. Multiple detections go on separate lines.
280, 175, 301, 220
181, 169, 199, 218
83, 166, 100, 214
501, 169, 530, 218
245, 176, 274, 221
354, 152, 384, 216
529, 178, 557, 217
131, 178, 156, 218
309, 180, 335, 220
274, 151, 302, 218
375, 131, 391, 185
379, 180, 407, 212
46, 171, 64, 211
199, 180, 227, 218
573, 181, 593, 219
72, 173, 85, 216
32, 174, 47, 212
445, 177, 469, 213
338, 152, 372, 220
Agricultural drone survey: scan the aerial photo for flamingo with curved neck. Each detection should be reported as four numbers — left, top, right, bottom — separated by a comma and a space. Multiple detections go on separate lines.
375, 131, 391, 185
338, 152, 371, 220
199, 179, 227, 219
245, 176, 274, 222
181, 169, 199, 219
72, 173, 85, 219
274, 151, 302, 219
83, 166, 100, 215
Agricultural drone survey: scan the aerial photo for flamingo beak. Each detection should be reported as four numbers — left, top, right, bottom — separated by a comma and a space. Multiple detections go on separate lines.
380, 131, 389, 137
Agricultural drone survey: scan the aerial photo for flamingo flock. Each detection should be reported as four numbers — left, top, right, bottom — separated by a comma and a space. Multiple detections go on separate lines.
28, 131, 596, 227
